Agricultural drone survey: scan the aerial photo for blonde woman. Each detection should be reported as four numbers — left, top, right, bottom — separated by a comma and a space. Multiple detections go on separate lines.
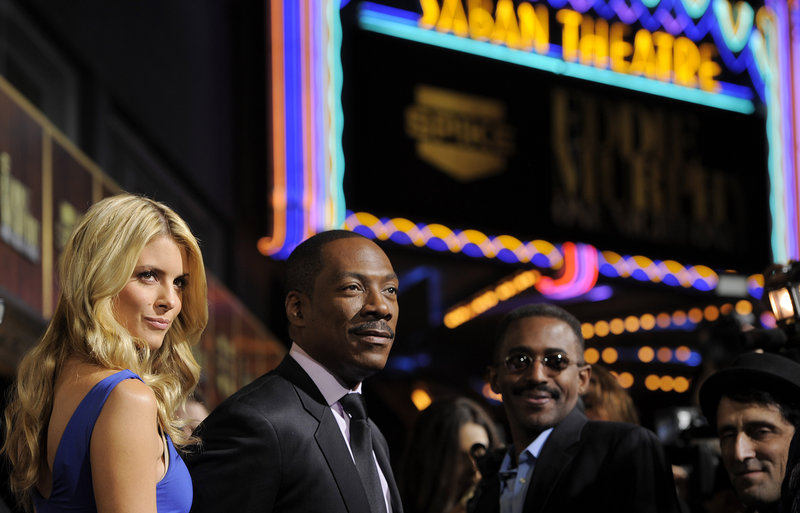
3, 194, 208, 513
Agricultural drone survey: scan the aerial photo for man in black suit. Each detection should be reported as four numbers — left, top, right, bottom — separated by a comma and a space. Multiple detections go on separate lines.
698, 352, 800, 513
187, 230, 403, 513
469, 304, 680, 513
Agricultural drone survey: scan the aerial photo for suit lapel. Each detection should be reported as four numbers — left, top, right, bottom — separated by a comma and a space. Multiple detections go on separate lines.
277, 357, 372, 513
315, 412, 373, 513
523, 408, 587, 513
372, 424, 403, 513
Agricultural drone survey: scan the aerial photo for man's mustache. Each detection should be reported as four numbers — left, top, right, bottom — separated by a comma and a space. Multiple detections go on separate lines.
348, 321, 395, 339
510, 381, 561, 400
730, 461, 764, 476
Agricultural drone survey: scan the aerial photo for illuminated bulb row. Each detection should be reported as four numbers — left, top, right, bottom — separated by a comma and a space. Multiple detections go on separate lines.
644, 374, 691, 393
581, 300, 756, 339
443, 270, 541, 328
585, 344, 700, 366
478, 372, 688, 402
584, 347, 619, 364
609, 371, 635, 389
345, 211, 753, 295
599, 252, 718, 290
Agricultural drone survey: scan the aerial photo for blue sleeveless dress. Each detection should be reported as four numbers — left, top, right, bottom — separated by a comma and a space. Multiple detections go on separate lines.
33, 369, 193, 513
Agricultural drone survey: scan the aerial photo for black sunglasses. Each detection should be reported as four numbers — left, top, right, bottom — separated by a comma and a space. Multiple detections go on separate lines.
498, 352, 583, 374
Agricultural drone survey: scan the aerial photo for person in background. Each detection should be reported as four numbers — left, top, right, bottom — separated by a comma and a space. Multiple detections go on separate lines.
399, 397, 501, 513
581, 364, 640, 424
2, 194, 208, 513
699, 351, 800, 513
177, 392, 210, 436
469, 303, 681, 513
188, 230, 403, 513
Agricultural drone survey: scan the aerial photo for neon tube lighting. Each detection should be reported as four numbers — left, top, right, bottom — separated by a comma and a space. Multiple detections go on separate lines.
358, 8, 755, 114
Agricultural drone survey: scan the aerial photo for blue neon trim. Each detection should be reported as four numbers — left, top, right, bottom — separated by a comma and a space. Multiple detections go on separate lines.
680, 7, 715, 41
359, 12, 755, 114
359, 1, 420, 22
718, 81, 754, 100
282, 0, 306, 259
776, 0, 798, 259
709, 17, 754, 74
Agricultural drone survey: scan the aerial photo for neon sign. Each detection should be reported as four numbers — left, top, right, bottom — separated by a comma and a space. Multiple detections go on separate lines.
351, 0, 799, 263
263, 0, 800, 283
419, 0, 726, 94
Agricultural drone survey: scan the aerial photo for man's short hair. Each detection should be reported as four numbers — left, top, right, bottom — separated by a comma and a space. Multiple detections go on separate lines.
721, 386, 800, 428
699, 351, 800, 429
285, 230, 367, 295
493, 303, 585, 363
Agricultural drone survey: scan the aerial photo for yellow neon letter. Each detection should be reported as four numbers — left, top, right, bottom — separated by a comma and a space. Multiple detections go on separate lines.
518, 2, 550, 54
579, 17, 609, 67
673, 36, 700, 87
699, 43, 722, 92
653, 31, 674, 82
492, 0, 522, 48
629, 29, 659, 78
419, 0, 441, 29
469, 0, 495, 41
557, 9, 583, 62
610, 22, 632, 73
436, 0, 469, 37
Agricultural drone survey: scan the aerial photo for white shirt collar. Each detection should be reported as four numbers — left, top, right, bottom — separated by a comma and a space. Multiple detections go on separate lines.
290, 342, 362, 407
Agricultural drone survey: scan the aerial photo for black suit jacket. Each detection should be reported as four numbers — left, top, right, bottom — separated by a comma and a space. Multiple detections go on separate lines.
186, 356, 403, 513
469, 408, 681, 513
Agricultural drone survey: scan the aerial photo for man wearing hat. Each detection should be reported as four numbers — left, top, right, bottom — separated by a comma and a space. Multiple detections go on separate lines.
699, 351, 800, 513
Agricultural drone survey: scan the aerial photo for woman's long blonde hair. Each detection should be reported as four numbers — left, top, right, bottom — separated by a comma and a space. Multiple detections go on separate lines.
2, 193, 208, 503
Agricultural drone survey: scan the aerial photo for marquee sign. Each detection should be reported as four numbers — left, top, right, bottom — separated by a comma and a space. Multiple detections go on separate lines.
261, 0, 798, 296
361, 0, 760, 113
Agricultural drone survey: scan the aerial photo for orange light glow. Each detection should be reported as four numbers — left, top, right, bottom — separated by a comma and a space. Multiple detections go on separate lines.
638, 346, 655, 362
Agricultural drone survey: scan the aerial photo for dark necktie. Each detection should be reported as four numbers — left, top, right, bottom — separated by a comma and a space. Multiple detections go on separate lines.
339, 393, 388, 513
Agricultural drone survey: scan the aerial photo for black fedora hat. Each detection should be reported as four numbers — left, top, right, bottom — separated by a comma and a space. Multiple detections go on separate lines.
699, 351, 800, 429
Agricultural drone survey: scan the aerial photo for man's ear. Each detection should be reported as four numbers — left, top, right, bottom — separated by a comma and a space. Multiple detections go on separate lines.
577, 364, 592, 396
487, 365, 501, 395
285, 291, 307, 328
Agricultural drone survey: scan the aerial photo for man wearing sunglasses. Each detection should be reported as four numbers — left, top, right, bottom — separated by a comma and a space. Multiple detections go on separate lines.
469, 304, 680, 513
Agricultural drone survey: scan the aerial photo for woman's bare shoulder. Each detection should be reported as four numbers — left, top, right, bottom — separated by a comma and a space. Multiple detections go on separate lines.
105, 377, 156, 410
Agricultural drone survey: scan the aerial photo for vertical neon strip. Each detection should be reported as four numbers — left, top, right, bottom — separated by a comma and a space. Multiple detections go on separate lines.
300, 0, 315, 239
261, 0, 345, 258
310, 0, 329, 232
776, 0, 799, 259
332, 1, 346, 228
311, 0, 326, 232
261, 0, 287, 255
791, 0, 800, 259
323, 0, 336, 228
284, 0, 306, 258
763, 4, 788, 262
